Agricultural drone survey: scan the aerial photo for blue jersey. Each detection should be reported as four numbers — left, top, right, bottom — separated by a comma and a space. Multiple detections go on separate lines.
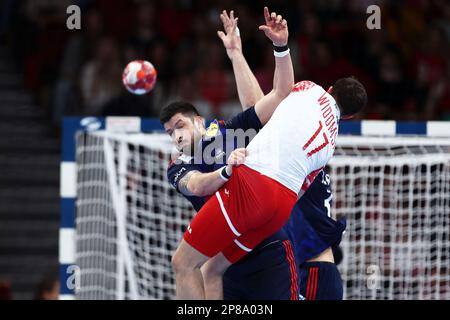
167, 107, 262, 211
284, 169, 346, 264
167, 106, 290, 254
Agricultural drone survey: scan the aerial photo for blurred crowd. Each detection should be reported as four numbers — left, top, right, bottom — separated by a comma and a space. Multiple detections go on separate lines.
3, 0, 450, 128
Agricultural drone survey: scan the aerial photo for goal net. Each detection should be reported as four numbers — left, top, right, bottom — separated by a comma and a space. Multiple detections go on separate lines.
73, 130, 450, 300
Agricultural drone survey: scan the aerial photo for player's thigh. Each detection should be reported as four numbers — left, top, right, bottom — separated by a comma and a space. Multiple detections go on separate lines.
223, 239, 299, 300
201, 253, 232, 279
299, 262, 343, 300
184, 193, 237, 259
221, 230, 266, 264
173, 239, 210, 270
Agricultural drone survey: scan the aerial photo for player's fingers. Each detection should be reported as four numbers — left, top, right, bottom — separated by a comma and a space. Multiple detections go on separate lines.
276, 15, 282, 24
223, 9, 229, 20
271, 12, 277, 22
217, 31, 226, 40
220, 13, 226, 24
230, 10, 234, 21
282, 19, 287, 27
231, 154, 244, 165
222, 11, 231, 28
234, 153, 245, 161
258, 25, 270, 32
263, 6, 270, 24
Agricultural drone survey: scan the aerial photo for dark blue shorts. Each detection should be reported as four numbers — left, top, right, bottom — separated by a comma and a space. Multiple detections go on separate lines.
223, 239, 300, 300
298, 261, 343, 300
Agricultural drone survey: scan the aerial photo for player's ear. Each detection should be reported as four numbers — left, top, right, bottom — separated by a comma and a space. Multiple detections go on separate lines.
198, 116, 206, 128
193, 116, 205, 131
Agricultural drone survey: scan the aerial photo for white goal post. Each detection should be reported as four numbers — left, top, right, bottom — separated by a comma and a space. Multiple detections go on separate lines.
59, 117, 450, 300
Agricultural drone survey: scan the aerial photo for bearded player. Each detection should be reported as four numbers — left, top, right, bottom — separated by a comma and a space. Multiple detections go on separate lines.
170, 8, 367, 299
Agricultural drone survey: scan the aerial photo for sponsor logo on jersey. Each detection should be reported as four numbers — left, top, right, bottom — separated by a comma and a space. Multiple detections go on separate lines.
205, 121, 219, 138
178, 154, 193, 163
173, 167, 186, 184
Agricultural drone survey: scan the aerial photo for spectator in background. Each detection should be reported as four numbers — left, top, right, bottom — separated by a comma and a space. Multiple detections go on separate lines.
0, 281, 11, 300
80, 36, 122, 115
127, 2, 160, 58
254, 48, 275, 95
296, 12, 322, 79
51, 9, 105, 127
372, 49, 410, 120
412, 25, 448, 111
425, 62, 450, 120
307, 40, 372, 93
34, 274, 59, 300
5, 0, 449, 123
196, 41, 232, 117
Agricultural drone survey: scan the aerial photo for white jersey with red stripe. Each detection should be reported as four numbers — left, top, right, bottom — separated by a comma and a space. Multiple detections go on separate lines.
244, 81, 340, 194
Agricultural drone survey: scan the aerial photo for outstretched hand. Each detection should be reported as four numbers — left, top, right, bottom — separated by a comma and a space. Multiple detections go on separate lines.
258, 6, 288, 46
217, 10, 242, 59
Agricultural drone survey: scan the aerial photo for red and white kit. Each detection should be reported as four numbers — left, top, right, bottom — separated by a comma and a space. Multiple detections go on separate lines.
184, 81, 340, 263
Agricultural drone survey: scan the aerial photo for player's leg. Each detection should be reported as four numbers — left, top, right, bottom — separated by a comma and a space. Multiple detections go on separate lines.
172, 187, 239, 299
223, 237, 300, 300
172, 239, 209, 299
299, 261, 343, 300
200, 253, 232, 299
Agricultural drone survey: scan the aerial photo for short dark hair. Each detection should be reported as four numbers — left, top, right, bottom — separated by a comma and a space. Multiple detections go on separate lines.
332, 77, 367, 117
159, 101, 200, 124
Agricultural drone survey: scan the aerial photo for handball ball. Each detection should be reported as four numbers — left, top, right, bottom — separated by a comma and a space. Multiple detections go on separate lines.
122, 60, 157, 95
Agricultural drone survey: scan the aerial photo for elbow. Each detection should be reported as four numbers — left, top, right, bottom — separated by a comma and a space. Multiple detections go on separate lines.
281, 82, 294, 98
244, 94, 264, 109
274, 85, 292, 101
189, 184, 211, 197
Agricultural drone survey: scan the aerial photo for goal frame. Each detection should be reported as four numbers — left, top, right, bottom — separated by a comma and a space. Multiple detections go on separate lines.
59, 117, 450, 299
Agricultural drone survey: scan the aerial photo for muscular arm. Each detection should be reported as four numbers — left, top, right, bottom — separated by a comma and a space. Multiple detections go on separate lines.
254, 7, 294, 125
178, 168, 228, 197
229, 52, 264, 110
218, 10, 264, 110
178, 149, 246, 197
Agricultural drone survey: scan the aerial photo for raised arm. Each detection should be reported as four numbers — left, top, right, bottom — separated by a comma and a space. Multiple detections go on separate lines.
253, 7, 294, 125
217, 10, 264, 110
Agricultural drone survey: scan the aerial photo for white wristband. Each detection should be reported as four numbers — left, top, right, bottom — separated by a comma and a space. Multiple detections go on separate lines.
219, 166, 230, 181
274, 48, 290, 57
235, 26, 240, 37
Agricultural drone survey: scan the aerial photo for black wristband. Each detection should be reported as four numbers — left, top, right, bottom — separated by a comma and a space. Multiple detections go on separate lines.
273, 44, 289, 52
220, 166, 231, 180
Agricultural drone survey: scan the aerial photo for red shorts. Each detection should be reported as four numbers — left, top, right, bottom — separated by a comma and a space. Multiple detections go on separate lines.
183, 165, 297, 263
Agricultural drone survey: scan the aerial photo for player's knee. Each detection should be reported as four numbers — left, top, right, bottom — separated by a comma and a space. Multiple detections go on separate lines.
171, 249, 198, 275
171, 251, 186, 275
201, 257, 230, 281
201, 263, 226, 281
